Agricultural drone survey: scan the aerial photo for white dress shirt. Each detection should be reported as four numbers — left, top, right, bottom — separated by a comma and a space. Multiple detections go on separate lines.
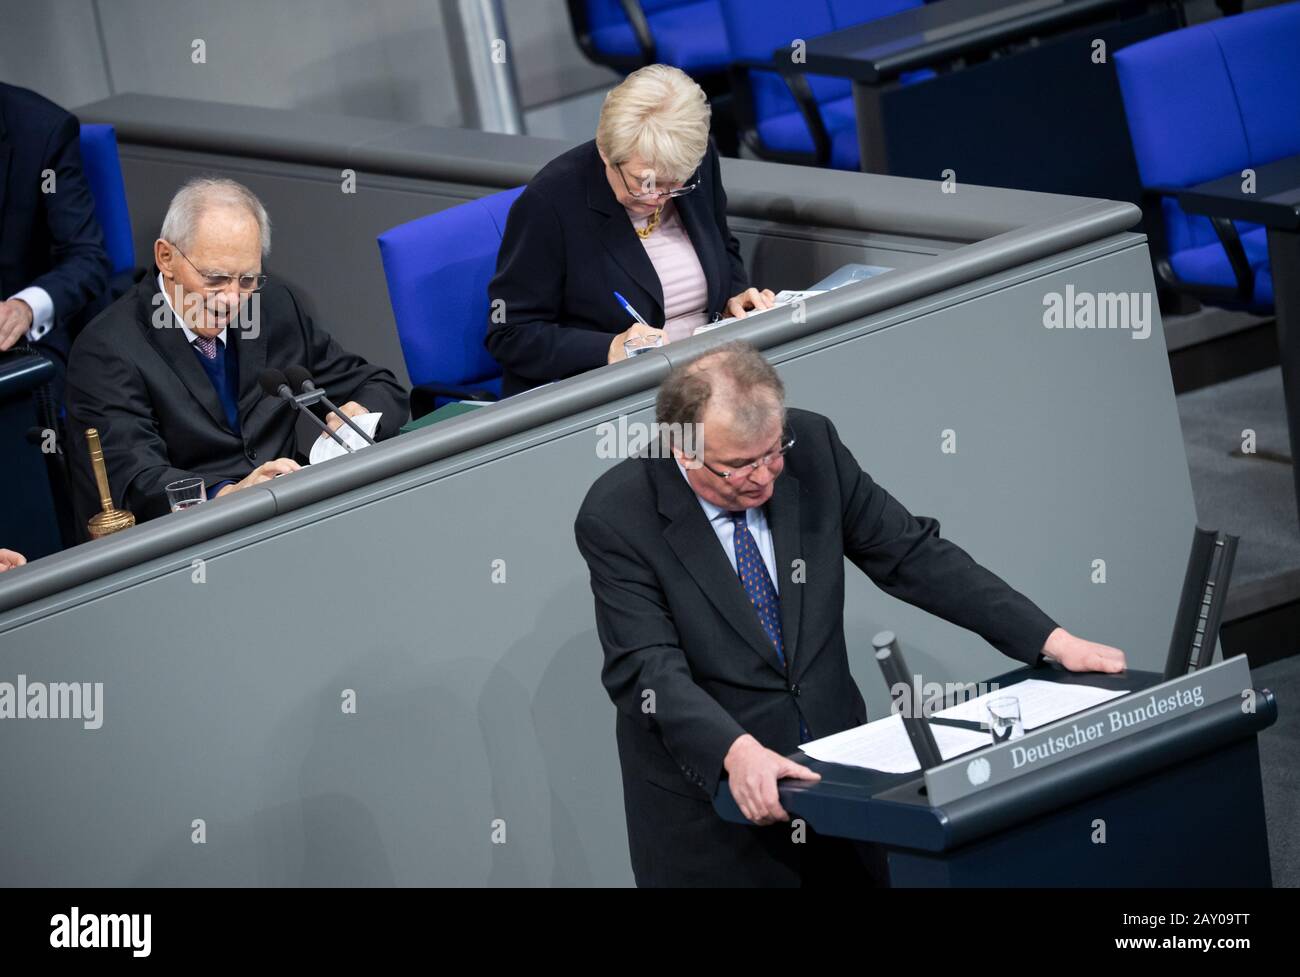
158, 273, 227, 348
8, 285, 54, 342
677, 460, 779, 593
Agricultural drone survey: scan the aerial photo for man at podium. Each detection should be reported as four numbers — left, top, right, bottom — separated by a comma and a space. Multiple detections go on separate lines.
574, 341, 1126, 887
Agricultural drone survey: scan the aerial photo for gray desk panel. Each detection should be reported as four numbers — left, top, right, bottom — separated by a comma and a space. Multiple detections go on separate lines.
0, 240, 1194, 886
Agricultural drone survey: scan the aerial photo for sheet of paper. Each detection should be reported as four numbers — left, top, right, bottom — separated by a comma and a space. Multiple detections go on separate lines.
693, 290, 827, 336
308, 411, 382, 465
935, 678, 1126, 730
798, 713, 988, 773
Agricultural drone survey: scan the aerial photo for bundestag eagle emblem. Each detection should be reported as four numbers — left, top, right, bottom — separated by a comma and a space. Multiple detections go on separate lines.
966, 757, 991, 786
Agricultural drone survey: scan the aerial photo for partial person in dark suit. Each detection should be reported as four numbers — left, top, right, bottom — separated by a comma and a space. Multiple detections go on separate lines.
0, 83, 111, 394
487, 64, 774, 396
65, 177, 407, 528
574, 341, 1127, 887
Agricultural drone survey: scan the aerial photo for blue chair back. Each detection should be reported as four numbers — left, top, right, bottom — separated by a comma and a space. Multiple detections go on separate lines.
578, 0, 731, 73
1115, 4, 1300, 259
78, 124, 135, 277
718, 0, 922, 164
377, 187, 524, 402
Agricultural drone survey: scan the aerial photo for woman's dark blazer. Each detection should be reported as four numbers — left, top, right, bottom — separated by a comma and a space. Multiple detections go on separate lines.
486, 139, 749, 396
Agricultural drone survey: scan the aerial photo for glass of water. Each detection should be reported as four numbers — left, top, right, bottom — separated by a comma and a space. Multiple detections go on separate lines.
623, 332, 664, 358
165, 477, 207, 513
987, 696, 1024, 744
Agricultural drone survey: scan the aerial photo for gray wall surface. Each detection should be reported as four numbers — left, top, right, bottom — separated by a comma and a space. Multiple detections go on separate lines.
0, 236, 1198, 886
0, 0, 615, 123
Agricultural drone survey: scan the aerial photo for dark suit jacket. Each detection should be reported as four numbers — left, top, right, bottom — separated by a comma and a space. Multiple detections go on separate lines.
0, 83, 111, 367
486, 139, 748, 396
65, 275, 408, 527
574, 408, 1058, 886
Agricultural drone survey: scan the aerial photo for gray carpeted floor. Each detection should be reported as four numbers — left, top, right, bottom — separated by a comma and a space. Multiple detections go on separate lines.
1176, 366, 1296, 886
1253, 655, 1298, 887
1176, 367, 1299, 594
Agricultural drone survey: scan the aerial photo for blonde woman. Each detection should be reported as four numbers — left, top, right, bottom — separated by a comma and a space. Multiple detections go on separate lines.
487, 64, 774, 395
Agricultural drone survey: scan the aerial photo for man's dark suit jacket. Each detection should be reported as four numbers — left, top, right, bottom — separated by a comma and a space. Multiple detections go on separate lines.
65, 275, 408, 527
0, 83, 111, 367
574, 408, 1058, 887
486, 139, 748, 397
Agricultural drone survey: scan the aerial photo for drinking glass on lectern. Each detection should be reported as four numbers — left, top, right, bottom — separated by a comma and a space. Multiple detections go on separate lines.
987, 696, 1024, 744
166, 477, 207, 513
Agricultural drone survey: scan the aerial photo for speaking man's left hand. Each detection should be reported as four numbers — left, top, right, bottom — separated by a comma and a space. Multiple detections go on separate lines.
1042, 627, 1126, 673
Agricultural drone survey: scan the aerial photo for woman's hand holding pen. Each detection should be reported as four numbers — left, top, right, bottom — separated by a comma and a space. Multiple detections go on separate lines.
608, 322, 664, 363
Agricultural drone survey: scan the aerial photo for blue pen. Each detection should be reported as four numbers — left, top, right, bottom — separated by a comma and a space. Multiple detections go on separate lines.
613, 291, 650, 327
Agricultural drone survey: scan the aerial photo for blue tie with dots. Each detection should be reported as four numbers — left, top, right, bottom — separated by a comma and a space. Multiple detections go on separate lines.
730, 511, 810, 743
730, 510, 784, 666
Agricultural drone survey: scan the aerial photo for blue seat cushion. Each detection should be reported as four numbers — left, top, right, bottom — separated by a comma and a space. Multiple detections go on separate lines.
589, 1, 730, 72
757, 93, 861, 169
753, 67, 933, 170
1168, 225, 1274, 310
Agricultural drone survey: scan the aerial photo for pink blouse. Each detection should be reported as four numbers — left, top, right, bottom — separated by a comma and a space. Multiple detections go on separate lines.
627, 201, 710, 342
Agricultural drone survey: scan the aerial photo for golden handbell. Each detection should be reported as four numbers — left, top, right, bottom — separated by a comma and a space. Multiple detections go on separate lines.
85, 428, 135, 539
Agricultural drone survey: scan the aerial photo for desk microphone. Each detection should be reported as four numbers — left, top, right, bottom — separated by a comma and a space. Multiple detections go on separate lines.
872, 630, 944, 772
257, 368, 353, 452
285, 366, 375, 446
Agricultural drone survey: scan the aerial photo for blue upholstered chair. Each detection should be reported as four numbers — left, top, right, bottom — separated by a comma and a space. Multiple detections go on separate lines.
1114, 3, 1300, 310
78, 124, 135, 280
377, 187, 523, 417
567, 0, 732, 76
718, 0, 928, 170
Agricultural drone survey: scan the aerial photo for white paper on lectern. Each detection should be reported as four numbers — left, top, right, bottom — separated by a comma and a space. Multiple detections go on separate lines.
308, 411, 382, 465
934, 679, 1126, 730
693, 290, 827, 336
798, 713, 988, 773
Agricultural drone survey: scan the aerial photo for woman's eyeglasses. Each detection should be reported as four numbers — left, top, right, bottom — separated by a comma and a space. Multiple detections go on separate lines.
617, 164, 700, 202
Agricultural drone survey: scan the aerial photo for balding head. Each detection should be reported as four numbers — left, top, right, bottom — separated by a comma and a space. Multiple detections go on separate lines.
658, 342, 788, 510
657, 341, 785, 438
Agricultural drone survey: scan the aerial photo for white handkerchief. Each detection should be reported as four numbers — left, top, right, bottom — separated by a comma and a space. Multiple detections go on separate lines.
308, 411, 381, 465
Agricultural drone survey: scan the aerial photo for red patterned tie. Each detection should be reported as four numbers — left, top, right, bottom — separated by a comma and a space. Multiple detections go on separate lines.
193, 335, 218, 360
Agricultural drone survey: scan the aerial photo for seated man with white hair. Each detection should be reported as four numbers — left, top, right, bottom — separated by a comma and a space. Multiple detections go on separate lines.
65, 177, 407, 527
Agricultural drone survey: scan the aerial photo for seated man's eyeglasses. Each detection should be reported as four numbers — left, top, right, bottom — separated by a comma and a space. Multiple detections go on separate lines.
618, 164, 700, 202
171, 243, 268, 293
695, 434, 796, 481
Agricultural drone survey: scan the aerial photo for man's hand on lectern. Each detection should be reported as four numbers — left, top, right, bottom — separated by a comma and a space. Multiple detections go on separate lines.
724, 733, 821, 825
1042, 627, 1126, 673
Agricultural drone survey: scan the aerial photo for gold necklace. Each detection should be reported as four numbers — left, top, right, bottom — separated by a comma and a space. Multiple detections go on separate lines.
634, 206, 663, 239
